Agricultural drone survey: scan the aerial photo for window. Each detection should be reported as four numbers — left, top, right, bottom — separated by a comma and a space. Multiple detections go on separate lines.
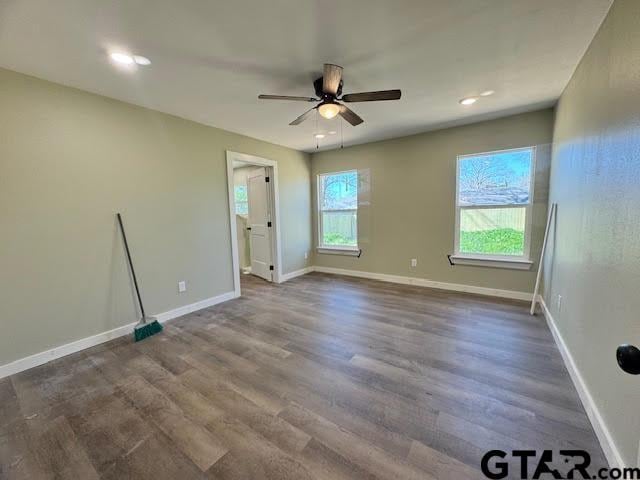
317, 170, 358, 250
454, 147, 535, 266
234, 185, 248, 215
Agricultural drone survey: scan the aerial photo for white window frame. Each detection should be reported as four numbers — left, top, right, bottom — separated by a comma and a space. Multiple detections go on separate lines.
451, 146, 536, 270
317, 170, 359, 255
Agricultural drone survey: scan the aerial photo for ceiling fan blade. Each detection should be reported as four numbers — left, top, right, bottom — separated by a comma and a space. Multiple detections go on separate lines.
289, 107, 317, 126
339, 105, 364, 126
259, 94, 317, 102
342, 89, 402, 102
322, 64, 343, 95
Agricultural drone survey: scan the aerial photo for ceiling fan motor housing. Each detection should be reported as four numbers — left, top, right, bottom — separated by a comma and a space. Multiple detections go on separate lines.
314, 77, 342, 99
258, 64, 399, 127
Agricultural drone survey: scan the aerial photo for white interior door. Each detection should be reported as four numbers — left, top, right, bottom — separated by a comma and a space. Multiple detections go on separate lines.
247, 167, 273, 281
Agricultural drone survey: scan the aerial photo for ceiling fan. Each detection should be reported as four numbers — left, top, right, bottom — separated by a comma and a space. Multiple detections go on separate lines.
258, 64, 401, 127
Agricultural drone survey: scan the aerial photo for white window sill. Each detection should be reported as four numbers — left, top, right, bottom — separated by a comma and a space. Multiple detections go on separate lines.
316, 246, 361, 257
449, 255, 533, 270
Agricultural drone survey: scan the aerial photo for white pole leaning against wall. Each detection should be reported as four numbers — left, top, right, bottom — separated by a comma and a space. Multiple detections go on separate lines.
530, 203, 557, 315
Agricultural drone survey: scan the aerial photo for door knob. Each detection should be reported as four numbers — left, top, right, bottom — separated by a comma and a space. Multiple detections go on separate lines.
616, 344, 640, 375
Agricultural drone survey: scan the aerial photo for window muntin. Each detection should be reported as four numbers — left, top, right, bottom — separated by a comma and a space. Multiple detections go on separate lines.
455, 147, 535, 259
318, 171, 358, 248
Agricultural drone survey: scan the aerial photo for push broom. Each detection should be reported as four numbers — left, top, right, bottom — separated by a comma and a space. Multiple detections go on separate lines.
116, 213, 163, 341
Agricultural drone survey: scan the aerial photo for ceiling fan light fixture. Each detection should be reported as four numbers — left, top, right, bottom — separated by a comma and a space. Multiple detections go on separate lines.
318, 102, 340, 119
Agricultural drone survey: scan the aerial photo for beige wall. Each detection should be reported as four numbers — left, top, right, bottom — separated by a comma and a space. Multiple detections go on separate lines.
543, 0, 640, 465
311, 109, 554, 294
0, 68, 311, 366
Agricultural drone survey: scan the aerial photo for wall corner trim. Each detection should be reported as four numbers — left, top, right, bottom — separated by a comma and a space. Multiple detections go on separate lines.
537, 295, 625, 468
0, 290, 238, 380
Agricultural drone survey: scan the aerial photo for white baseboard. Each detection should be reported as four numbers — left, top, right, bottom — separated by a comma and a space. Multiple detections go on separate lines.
0, 290, 237, 380
312, 266, 532, 301
279, 266, 314, 283
0, 321, 139, 380
537, 295, 624, 467
153, 291, 237, 323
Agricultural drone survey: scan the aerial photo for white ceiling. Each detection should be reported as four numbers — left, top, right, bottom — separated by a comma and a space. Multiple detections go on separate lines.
0, 0, 612, 152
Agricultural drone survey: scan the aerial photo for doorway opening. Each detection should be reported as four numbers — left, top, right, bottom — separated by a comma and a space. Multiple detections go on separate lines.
226, 151, 282, 297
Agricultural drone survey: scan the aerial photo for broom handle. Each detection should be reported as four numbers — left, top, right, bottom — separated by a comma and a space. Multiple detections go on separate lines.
116, 213, 146, 318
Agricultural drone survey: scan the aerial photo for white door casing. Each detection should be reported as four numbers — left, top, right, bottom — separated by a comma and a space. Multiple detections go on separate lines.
226, 150, 283, 296
247, 167, 273, 281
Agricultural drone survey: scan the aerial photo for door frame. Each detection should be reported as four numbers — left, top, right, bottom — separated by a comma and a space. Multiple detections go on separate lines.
226, 150, 283, 296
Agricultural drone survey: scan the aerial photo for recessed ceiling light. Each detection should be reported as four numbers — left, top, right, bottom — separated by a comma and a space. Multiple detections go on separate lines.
110, 52, 134, 65
328, 131, 337, 135
133, 55, 151, 66
459, 97, 478, 106
480, 90, 495, 97
314, 133, 326, 139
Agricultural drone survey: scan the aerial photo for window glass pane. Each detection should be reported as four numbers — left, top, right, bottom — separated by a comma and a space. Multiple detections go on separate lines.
235, 202, 248, 215
234, 185, 247, 203
458, 149, 532, 206
322, 211, 357, 246
321, 172, 357, 210
459, 207, 526, 256
234, 185, 248, 215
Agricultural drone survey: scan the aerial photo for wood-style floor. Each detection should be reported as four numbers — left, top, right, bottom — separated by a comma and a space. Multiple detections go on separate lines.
1, 272, 606, 479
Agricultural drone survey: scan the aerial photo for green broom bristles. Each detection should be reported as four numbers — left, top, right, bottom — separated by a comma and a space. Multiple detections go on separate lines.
134, 319, 163, 342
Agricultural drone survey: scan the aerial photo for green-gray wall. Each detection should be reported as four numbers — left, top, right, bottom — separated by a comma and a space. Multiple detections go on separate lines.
0, 68, 312, 366
311, 109, 554, 295
542, 0, 640, 465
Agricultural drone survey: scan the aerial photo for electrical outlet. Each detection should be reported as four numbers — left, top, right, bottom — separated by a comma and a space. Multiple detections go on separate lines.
557, 295, 562, 312
178, 281, 186, 293
411, 258, 418, 267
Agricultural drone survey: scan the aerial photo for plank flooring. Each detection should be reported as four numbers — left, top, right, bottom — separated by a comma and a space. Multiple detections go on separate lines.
0, 272, 607, 479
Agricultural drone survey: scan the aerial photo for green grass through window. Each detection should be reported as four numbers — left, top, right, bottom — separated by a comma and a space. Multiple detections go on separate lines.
460, 228, 524, 255
323, 233, 357, 246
